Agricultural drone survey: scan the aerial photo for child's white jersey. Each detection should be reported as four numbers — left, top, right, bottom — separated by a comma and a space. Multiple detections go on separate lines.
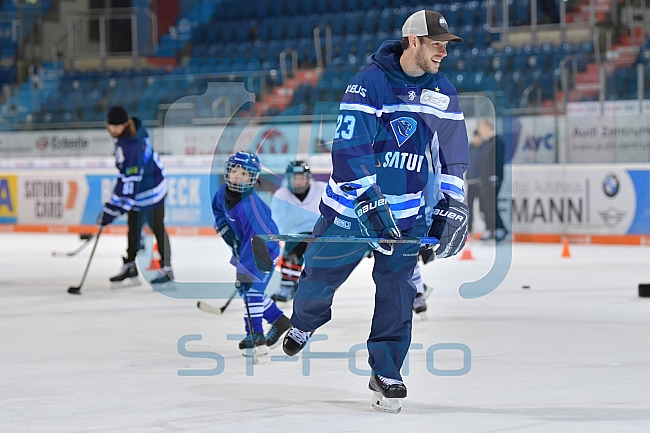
271, 181, 328, 234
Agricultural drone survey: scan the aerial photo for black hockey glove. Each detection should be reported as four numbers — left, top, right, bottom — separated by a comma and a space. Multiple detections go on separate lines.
97, 205, 118, 226
419, 245, 435, 264
354, 186, 401, 256
251, 235, 274, 274
217, 222, 240, 256
427, 197, 469, 259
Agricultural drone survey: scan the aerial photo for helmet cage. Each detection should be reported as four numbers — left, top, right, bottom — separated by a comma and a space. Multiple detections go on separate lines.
286, 160, 311, 194
224, 151, 261, 192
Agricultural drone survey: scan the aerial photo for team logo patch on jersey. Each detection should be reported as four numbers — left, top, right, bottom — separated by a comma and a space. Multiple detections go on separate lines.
389, 117, 417, 147
421, 89, 450, 111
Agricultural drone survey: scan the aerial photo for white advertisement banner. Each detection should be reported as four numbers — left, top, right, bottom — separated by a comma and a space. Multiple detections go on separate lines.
16, 173, 89, 225
567, 101, 650, 162
0, 130, 114, 158
511, 165, 638, 234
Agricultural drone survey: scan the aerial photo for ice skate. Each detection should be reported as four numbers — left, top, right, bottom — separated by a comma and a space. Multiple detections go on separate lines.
271, 282, 297, 303
265, 315, 291, 349
479, 230, 493, 241
239, 332, 267, 357
412, 292, 427, 320
369, 373, 407, 414
282, 326, 313, 356
150, 266, 175, 291
110, 258, 141, 289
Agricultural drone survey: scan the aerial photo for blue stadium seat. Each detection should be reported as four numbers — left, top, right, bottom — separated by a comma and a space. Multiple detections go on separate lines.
254, 1, 271, 20
330, 0, 345, 13
329, 12, 346, 36
286, 1, 300, 15
270, 1, 284, 17
346, 11, 363, 36
377, 8, 394, 34
362, 10, 380, 35
297, 38, 317, 65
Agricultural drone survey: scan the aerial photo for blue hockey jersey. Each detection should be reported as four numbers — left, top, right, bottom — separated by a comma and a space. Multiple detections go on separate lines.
212, 185, 280, 284
320, 40, 470, 231
104, 125, 167, 218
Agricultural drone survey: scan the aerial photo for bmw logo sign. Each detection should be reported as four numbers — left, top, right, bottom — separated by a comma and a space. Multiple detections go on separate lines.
603, 174, 619, 197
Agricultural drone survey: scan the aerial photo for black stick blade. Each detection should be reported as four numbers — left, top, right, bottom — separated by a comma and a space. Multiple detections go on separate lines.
68, 287, 81, 295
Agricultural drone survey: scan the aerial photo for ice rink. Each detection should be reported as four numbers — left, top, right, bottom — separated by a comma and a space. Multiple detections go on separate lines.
1, 232, 650, 432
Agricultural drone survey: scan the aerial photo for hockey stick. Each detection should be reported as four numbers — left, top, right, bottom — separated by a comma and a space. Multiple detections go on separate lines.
52, 233, 95, 257
197, 289, 238, 315
254, 234, 440, 246
67, 226, 103, 295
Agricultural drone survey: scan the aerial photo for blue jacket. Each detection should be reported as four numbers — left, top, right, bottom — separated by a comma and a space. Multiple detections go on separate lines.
103, 123, 167, 219
212, 185, 280, 284
320, 40, 470, 231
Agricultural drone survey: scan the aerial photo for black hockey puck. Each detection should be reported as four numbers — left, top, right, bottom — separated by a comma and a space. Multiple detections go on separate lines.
522, 285, 530, 289
639, 284, 650, 298
79, 233, 92, 240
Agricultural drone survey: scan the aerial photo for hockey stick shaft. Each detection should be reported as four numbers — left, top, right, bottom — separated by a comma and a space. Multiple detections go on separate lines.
67, 226, 103, 294
52, 233, 95, 257
254, 234, 439, 245
197, 289, 238, 315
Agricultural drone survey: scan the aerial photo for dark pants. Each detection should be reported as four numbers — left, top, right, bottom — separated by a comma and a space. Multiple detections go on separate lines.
481, 181, 505, 234
290, 217, 419, 381
126, 202, 171, 266
466, 181, 481, 234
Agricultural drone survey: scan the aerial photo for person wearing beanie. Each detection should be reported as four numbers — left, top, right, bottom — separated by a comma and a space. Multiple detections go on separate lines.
99, 106, 174, 288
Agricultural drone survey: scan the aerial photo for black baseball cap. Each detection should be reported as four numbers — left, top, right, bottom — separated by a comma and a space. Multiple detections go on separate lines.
402, 10, 463, 43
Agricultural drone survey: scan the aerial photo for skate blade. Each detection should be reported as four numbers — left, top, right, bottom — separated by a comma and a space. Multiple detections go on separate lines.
415, 311, 428, 321
111, 277, 141, 289
371, 391, 402, 413
240, 346, 268, 357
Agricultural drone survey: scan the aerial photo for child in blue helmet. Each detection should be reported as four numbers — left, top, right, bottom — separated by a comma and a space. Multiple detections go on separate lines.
211, 151, 291, 355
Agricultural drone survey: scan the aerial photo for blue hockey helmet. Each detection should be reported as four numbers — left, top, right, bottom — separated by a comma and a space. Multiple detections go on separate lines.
225, 151, 261, 192
285, 160, 311, 194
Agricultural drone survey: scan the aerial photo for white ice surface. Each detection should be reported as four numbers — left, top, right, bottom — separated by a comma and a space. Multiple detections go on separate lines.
1, 233, 650, 432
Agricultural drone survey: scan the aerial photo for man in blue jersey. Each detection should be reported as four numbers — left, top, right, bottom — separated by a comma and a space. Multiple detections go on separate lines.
98, 106, 174, 287
282, 10, 471, 413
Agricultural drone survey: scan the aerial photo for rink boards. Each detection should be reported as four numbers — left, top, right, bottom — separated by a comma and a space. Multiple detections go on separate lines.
1, 159, 649, 244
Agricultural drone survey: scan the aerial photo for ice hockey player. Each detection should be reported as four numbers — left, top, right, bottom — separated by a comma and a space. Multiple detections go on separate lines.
212, 151, 291, 355
98, 106, 174, 288
282, 10, 470, 413
270, 160, 327, 303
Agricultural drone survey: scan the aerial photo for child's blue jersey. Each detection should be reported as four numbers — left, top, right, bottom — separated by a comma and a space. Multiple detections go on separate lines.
320, 40, 470, 232
212, 184, 280, 283
105, 132, 167, 217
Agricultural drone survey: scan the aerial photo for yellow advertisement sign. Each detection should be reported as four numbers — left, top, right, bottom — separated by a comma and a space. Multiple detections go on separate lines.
0, 175, 18, 222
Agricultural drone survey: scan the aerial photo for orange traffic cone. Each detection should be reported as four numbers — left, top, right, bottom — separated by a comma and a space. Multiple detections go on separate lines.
148, 240, 161, 270
460, 234, 475, 260
561, 237, 571, 258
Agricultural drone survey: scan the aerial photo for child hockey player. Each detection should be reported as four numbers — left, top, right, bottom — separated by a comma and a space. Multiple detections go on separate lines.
212, 151, 291, 355
270, 160, 327, 303
98, 106, 173, 288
